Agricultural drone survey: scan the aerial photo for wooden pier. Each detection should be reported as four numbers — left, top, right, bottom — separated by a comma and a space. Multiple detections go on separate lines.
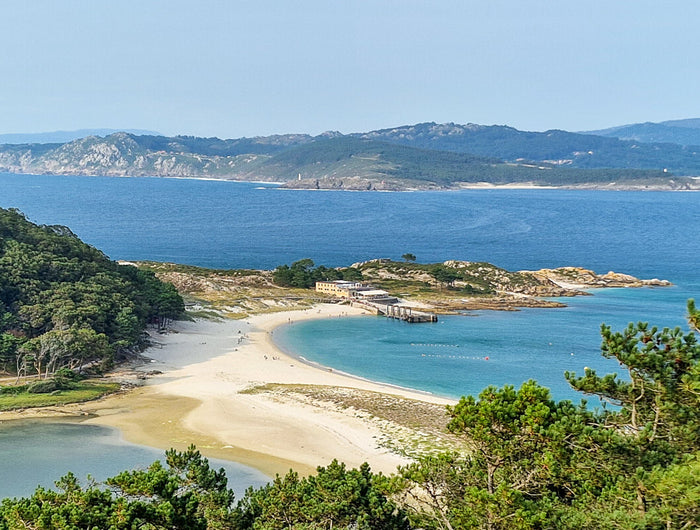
383, 303, 438, 323
352, 300, 438, 323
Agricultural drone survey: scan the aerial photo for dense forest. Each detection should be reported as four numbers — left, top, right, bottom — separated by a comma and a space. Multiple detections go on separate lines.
0, 208, 184, 380
1, 302, 698, 528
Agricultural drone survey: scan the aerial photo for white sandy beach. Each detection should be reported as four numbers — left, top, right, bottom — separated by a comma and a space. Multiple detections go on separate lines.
78, 304, 454, 477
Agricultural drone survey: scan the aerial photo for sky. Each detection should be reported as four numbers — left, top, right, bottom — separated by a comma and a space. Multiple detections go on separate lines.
2, 0, 699, 139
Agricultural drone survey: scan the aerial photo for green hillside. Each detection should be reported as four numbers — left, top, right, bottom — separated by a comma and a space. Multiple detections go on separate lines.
584, 118, 700, 145
0, 208, 184, 378
262, 136, 671, 188
356, 122, 700, 174
1, 123, 698, 189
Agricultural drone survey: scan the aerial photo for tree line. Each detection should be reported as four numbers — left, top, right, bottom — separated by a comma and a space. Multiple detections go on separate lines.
1, 301, 698, 528
272, 259, 363, 289
280, 257, 506, 295
0, 208, 184, 381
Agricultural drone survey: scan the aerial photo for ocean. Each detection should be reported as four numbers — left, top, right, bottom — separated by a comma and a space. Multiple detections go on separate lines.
0, 172, 698, 494
0, 173, 697, 278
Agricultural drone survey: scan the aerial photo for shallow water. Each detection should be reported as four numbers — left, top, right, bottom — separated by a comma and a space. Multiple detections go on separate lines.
275, 285, 696, 403
0, 420, 269, 499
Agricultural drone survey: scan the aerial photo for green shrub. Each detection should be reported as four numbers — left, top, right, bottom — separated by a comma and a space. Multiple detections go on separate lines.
27, 379, 60, 394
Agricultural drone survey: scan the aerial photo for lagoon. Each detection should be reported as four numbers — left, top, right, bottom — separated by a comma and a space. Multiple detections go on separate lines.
0, 420, 269, 500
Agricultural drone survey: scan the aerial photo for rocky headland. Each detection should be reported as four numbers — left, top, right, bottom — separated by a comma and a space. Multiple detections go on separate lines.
136, 260, 671, 317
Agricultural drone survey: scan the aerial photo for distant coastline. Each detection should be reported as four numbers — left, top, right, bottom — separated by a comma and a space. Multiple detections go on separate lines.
3, 121, 700, 191
3, 169, 698, 192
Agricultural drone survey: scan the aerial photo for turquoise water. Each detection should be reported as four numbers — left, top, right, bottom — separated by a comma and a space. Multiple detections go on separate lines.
0, 173, 698, 494
275, 285, 696, 403
0, 421, 269, 500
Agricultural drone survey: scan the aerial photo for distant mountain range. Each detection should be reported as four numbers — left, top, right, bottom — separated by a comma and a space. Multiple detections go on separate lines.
350, 122, 700, 173
0, 129, 161, 145
582, 118, 700, 146
1, 121, 699, 190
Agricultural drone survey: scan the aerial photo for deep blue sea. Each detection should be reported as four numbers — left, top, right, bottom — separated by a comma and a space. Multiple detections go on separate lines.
0, 172, 698, 492
0, 173, 697, 279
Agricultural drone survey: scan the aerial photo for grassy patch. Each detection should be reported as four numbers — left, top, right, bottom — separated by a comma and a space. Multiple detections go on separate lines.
135, 261, 261, 277
184, 309, 227, 321
0, 382, 121, 411
239, 383, 464, 456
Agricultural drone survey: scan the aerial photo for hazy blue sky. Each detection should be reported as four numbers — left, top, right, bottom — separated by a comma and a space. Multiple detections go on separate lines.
2, 1, 698, 138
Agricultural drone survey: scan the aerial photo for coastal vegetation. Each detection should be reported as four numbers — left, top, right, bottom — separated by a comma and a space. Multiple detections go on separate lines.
269, 258, 668, 311
135, 261, 321, 318
0, 373, 120, 411
135, 259, 670, 320
354, 122, 700, 174
277, 137, 675, 189
0, 210, 692, 526
0, 208, 184, 389
272, 259, 363, 289
1, 302, 698, 528
240, 383, 460, 457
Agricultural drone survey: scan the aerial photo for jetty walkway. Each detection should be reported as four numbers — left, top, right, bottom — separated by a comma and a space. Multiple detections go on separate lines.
352, 300, 438, 323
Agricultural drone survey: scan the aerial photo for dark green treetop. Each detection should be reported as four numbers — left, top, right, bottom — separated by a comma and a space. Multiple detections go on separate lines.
0, 208, 184, 377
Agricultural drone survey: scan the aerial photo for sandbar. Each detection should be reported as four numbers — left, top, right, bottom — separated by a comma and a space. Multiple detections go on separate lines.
72, 304, 455, 477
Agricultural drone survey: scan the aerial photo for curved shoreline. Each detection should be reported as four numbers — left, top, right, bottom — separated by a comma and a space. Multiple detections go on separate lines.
15, 305, 455, 478
271, 319, 447, 400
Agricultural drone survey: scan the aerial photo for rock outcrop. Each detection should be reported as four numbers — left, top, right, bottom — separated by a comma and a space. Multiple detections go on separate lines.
524, 267, 672, 289
353, 260, 671, 313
